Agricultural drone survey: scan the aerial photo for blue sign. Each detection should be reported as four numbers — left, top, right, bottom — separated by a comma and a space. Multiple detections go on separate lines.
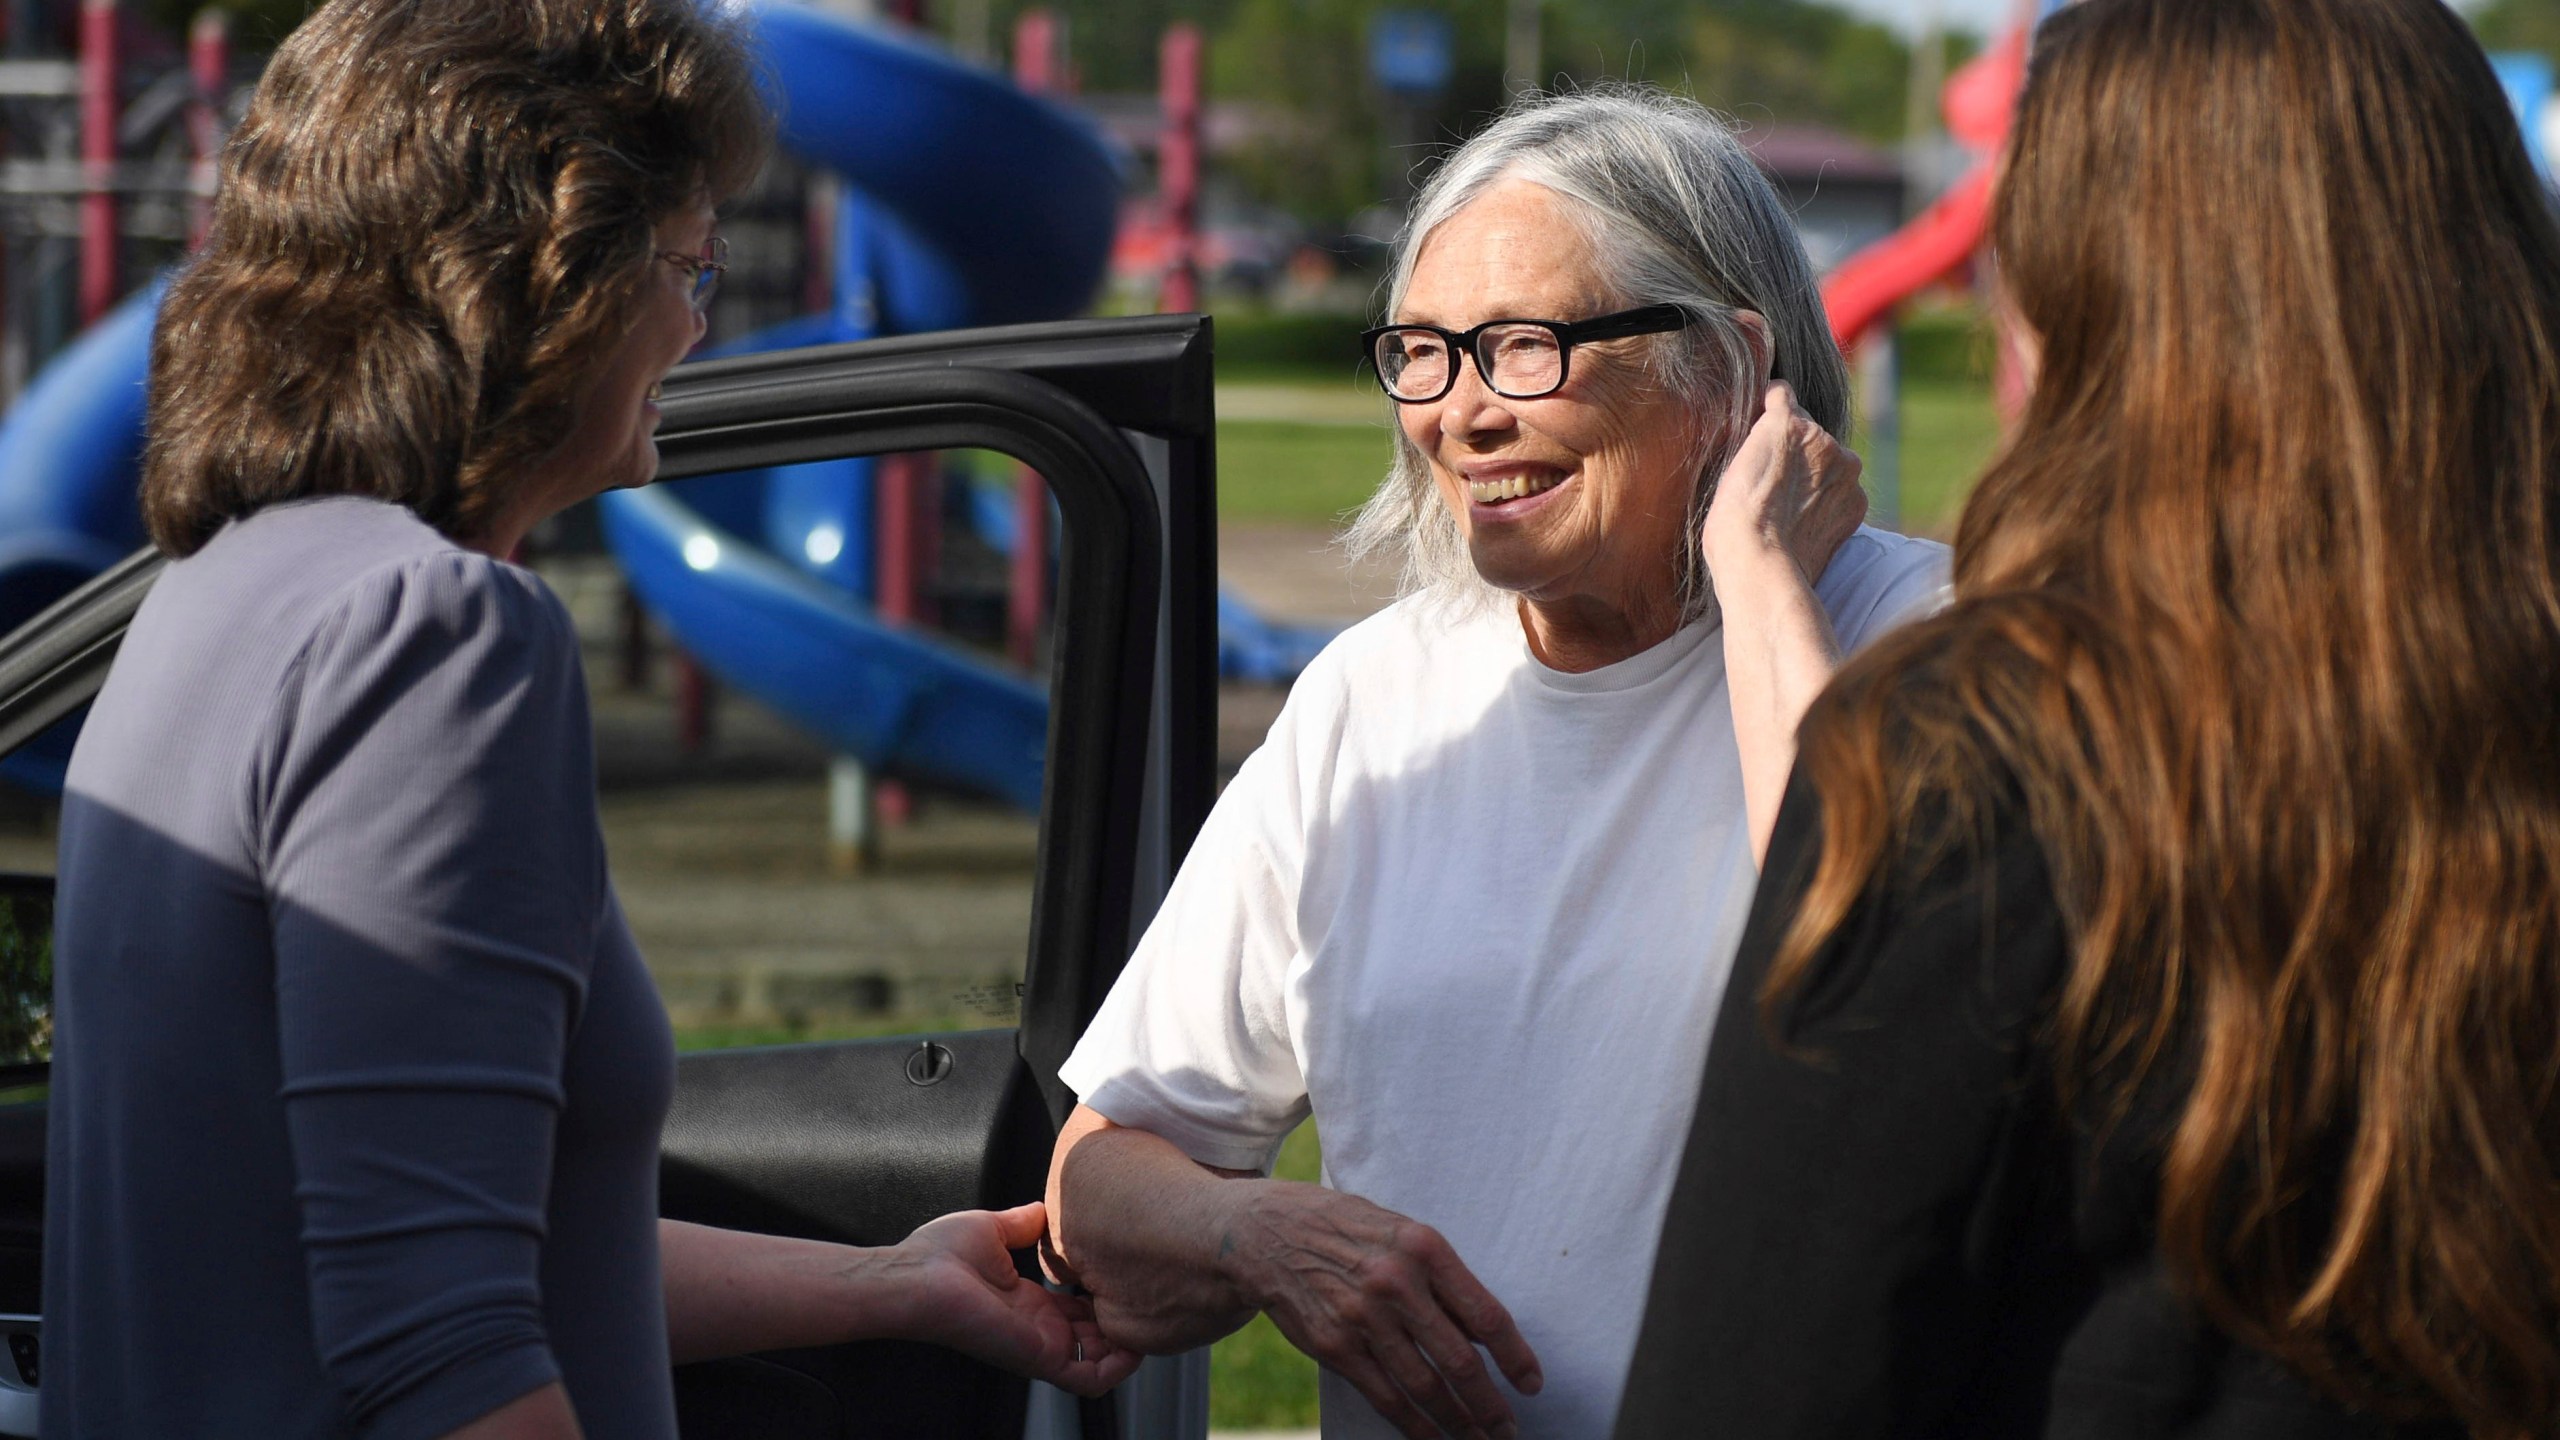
1370, 11, 1454, 98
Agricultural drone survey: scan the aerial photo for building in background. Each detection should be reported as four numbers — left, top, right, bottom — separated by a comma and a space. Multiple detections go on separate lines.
1743, 124, 1907, 276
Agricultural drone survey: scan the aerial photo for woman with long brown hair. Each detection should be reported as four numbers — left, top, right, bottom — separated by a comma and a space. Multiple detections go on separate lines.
1614, 0, 2560, 1435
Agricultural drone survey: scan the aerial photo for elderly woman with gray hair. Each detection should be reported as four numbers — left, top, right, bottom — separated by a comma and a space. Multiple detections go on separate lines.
1043, 88, 1947, 1439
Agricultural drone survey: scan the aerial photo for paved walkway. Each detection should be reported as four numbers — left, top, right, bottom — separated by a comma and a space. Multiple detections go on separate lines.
1217, 520, 1401, 626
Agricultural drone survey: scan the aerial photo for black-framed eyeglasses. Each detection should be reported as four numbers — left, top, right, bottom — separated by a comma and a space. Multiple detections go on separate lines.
1360, 303, 1691, 403
659, 235, 729, 312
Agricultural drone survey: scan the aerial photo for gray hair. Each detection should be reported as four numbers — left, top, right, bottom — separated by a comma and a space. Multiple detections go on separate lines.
1341, 85, 1849, 625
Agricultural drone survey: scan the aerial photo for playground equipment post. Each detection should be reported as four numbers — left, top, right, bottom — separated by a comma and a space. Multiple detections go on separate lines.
78, 0, 116, 326
1005, 8, 1062, 669
1157, 24, 1201, 316
187, 9, 229, 250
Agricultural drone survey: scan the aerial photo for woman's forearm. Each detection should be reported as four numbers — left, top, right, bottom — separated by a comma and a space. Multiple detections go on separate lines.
659, 1219, 910, 1365
440, 1383, 582, 1440
663, 1208, 1140, 1395
1714, 544, 1842, 864
1046, 1105, 1266, 1352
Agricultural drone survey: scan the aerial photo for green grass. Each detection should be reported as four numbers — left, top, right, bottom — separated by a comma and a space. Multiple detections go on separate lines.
1897, 378, 2003, 537
1207, 1122, 1325, 1430
1213, 311, 1372, 375
1215, 379, 2001, 538
1216, 419, 1392, 526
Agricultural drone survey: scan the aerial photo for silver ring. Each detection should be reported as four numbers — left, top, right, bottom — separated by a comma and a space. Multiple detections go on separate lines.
1074, 1341, 1086, 1363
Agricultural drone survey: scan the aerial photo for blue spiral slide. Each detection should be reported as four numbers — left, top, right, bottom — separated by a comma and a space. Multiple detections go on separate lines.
594, 2, 1126, 812
0, 1, 1119, 802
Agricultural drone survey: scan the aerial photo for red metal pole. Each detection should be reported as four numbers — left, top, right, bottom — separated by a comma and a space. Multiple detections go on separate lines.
1006, 9, 1064, 670
619, 589, 653, 693
1007, 476, 1048, 668
876, 453, 918, 624
802, 175, 833, 315
873, 451, 941, 628
78, 0, 118, 326
186, 8, 227, 250
1157, 24, 1203, 315
676, 653, 714, 755
1012, 10, 1059, 94
870, 455, 918, 823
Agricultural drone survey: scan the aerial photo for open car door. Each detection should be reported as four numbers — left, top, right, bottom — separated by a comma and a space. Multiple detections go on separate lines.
0, 313, 1222, 1440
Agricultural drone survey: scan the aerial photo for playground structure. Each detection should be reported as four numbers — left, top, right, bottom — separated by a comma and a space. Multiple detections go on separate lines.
599, 2, 1120, 855
0, 0, 1345, 843
1, 0, 2553, 808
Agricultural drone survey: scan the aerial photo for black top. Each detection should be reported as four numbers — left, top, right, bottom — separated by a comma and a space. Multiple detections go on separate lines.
1612, 770, 2463, 1440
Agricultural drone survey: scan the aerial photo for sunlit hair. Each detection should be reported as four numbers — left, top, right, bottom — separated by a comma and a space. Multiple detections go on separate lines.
1342, 86, 1848, 623
1770, 1, 2560, 1432
141, 0, 770, 556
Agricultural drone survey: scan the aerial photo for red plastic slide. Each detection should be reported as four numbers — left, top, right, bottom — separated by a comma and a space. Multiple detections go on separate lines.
1821, 162, 1996, 352
1820, 22, 2030, 351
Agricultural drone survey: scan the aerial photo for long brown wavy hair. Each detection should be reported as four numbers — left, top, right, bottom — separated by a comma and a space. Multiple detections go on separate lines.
140, 0, 769, 555
1771, 0, 2560, 1431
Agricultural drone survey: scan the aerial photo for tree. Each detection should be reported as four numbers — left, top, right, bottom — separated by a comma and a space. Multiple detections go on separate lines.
1209, 0, 1518, 223
2473, 0, 2560, 55
1199, 0, 1968, 225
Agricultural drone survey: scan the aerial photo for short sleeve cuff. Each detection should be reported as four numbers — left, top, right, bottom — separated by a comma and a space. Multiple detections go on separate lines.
1061, 1061, 1293, 1173
353, 1336, 558, 1440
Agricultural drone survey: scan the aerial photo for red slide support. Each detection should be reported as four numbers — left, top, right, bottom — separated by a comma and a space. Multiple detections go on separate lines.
1822, 163, 1995, 352
1818, 22, 2030, 353
79, 0, 119, 327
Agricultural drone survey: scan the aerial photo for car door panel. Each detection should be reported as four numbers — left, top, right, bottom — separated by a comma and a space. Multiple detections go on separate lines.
663, 1029, 1055, 1440
660, 1031, 1057, 1438
0, 1092, 37, 1316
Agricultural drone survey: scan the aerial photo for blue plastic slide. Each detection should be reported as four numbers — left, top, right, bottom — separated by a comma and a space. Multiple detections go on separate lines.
602, 486, 1047, 810
0, 1, 1336, 798
0, 3, 1116, 800
0, 283, 161, 788
593, 1, 1123, 807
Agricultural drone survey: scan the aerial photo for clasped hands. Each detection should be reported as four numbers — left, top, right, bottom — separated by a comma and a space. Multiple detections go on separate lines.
892, 1202, 1142, 1397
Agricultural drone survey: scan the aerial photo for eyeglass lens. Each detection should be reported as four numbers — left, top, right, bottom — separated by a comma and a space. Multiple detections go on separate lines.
691, 239, 725, 310
1373, 323, 1564, 400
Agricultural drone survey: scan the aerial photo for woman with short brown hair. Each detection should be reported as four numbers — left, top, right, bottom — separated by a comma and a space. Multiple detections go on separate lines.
1618, 0, 2560, 1435
46, 2, 1132, 1436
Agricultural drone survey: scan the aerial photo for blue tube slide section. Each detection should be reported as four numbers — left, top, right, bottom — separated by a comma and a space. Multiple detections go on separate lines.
598, 0, 1123, 808
602, 487, 1047, 810
0, 1, 1330, 798
0, 0, 1114, 800
0, 282, 160, 788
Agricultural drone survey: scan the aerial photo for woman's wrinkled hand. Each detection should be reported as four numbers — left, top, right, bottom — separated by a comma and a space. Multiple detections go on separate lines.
1162, 1181, 1542, 1440
1703, 381, 1868, 589
893, 1202, 1143, 1397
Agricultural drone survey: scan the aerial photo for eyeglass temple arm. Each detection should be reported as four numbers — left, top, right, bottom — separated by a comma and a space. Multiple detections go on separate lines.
1554, 304, 1691, 344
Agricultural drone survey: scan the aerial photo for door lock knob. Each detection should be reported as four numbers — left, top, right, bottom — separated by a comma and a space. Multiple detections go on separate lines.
904, 1041, 955, 1087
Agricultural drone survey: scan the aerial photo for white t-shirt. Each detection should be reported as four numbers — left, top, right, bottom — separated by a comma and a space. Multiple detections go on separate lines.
1061, 527, 1951, 1438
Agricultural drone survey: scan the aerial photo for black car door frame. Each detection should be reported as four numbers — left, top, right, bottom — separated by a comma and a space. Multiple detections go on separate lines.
0, 313, 1221, 1440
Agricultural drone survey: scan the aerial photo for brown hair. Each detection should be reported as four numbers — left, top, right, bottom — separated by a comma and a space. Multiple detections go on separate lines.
141, 0, 769, 555
1772, 0, 2560, 1432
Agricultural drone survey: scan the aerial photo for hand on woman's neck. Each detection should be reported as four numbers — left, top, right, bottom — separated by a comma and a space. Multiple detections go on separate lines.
1517, 587, 1687, 673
